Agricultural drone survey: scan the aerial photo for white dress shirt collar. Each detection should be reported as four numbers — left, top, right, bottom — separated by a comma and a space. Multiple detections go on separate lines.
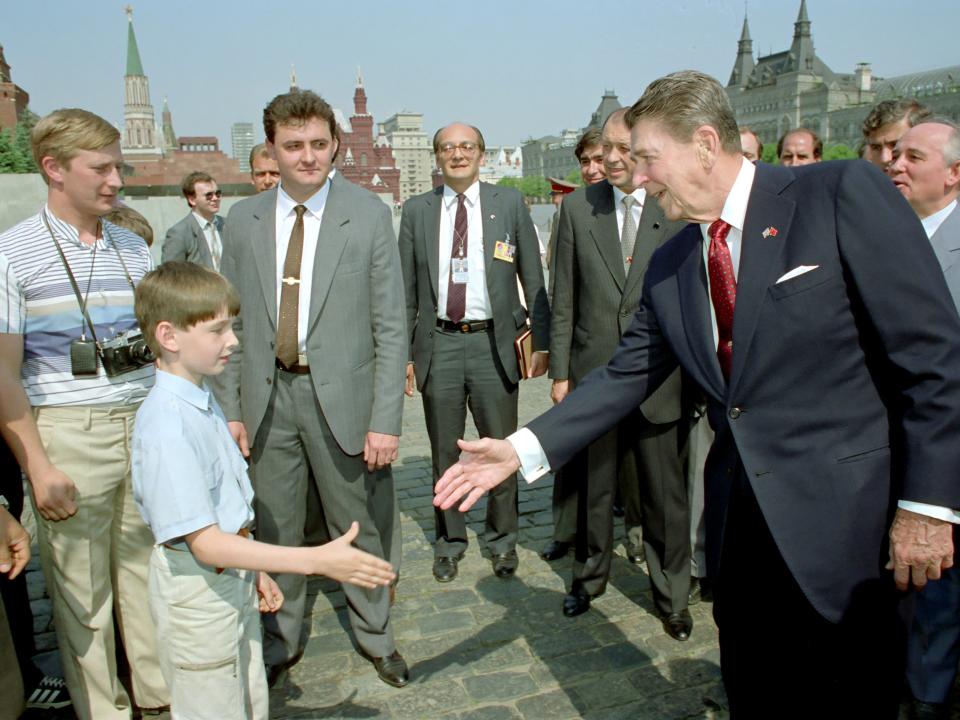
443, 180, 480, 209
191, 211, 216, 230
277, 176, 332, 220
612, 185, 646, 208
701, 157, 756, 238
921, 199, 958, 239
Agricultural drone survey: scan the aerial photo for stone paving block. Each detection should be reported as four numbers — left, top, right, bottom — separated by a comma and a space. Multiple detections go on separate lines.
530, 627, 600, 660
386, 681, 472, 717
516, 688, 583, 719
464, 639, 533, 675
463, 670, 538, 702
568, 669, 653, 711
432, 587, 483, 611
416, 608, 476, 636
456, 704, 524, 720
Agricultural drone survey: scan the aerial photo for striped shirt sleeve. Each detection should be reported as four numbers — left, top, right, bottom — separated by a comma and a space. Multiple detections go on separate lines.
0, 252, 25, 335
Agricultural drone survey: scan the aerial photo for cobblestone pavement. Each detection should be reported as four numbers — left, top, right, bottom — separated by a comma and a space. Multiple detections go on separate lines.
19, 375, 958, 719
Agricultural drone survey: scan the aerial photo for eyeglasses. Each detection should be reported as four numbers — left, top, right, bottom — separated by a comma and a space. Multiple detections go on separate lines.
203, 190, 223, 200
438, 142, 479, 157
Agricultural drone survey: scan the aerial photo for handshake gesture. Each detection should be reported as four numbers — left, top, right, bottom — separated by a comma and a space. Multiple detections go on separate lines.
433, 438, 521, 512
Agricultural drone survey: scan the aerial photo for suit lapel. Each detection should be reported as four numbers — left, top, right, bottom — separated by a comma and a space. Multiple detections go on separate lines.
590, 183, 625, 290
424, 187, 442, 302
480, 183, 498, 279
307, 180, 350, 335
727, 167, 796, 394
675, 224, 726, 401
250, 192, 278, 328
623, 200, 663, 299
930, 204, 960, 273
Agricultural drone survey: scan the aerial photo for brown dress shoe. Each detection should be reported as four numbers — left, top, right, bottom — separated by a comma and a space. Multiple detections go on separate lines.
371, 650, 410, 688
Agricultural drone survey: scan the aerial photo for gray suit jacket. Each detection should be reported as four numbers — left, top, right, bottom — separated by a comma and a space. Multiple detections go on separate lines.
549, 181, 686, 424
399, 182, 550, 388
929, 202, 960, 309
161, 212, 224, 269
215, 179, 406, 456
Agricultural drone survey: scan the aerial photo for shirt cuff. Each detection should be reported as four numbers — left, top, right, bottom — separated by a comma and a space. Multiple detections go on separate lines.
897, 500, 960, 524
506, 427, 551, 484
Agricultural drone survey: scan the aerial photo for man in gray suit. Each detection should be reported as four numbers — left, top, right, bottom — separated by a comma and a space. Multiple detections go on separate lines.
549, 109, 693, 639
399, 123, 550, 583
216, 90, 408, 688
161, 171, 224, 270
889, 119, 960, 720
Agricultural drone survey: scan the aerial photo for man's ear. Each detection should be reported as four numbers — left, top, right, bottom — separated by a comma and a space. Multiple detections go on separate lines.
154, 321, 179, 354
186, 193, 197, 210
693, 126, 721, 169
41, 156, 65, 185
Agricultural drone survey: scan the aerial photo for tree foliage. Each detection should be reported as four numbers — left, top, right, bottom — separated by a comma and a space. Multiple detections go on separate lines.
563, 169, 582, 186
498, 175, 552, 200
0, 111, 38, 173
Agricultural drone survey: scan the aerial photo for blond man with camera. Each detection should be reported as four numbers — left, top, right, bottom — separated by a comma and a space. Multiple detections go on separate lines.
0, 108, 168, 719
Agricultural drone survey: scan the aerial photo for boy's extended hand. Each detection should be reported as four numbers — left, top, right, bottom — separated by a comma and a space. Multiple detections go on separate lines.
257, 571, 283, 613
315, 521, 396, 589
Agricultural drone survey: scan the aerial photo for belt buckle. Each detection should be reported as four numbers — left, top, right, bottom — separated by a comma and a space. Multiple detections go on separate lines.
460, 322, 470, 333
297, 352, 309, 367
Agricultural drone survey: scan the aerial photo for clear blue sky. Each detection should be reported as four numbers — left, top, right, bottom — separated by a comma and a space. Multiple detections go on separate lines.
4, 1, 957, 150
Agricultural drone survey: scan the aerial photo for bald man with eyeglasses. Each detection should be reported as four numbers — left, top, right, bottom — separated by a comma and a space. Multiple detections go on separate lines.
399, 122, 550, 583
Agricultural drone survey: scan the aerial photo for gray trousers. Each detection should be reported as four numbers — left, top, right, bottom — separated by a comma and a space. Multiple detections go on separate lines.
251, 371, 400, 664
422, 327, 519, 558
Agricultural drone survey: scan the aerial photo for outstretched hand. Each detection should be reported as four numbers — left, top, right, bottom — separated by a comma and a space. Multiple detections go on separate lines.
433, 438, 521, 512
316, 521, 396, 590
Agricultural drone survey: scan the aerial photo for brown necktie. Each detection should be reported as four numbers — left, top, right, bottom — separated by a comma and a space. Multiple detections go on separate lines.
276, 205, 307, 368
445, 193, 468, 322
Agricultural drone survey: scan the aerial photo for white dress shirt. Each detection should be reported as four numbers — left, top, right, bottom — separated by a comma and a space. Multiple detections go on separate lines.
509, 160, 959, 523
437, 181, 493, 321
192, 211, 222, 271
274, 178, 331, 353
921, 199, 958, 239
612, 185, 646, 240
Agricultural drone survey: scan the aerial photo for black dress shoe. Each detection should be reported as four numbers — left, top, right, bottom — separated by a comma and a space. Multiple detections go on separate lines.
662, 609, 693, 641
371, 650, 409, 688
562, 589, 592, 617
911, 700, 949, 720
492, 550, 518, 578
433, 553, 463, 583
688, 577, 702, 606
540, 540, 572, 561
626, 545, 645, 565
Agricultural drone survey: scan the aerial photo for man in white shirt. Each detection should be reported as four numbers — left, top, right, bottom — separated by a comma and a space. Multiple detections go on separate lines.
889, 119, 960, 720
161, 171, 225, 271
434, 71, 960, 718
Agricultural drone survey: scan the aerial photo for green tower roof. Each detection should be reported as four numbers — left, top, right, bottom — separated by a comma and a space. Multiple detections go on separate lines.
126, 17, 144, 76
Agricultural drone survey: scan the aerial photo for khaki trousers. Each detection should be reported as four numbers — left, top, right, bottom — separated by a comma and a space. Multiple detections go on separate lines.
32, 404, 167, 720
149, 545, 267, 720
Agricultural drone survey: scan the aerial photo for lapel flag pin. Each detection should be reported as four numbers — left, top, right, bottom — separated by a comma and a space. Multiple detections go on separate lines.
490, 214, 496, 220
762, 226, 779, 238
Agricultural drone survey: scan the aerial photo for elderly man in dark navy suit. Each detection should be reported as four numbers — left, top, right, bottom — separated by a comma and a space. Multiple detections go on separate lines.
434, 71, 960, 719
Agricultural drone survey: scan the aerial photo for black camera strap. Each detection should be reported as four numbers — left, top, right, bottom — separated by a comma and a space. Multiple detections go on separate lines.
41, 210, 102, 346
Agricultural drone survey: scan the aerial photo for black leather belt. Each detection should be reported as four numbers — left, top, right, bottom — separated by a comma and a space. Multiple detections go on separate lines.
275, 358, 310, 374
436, 318, 494, 334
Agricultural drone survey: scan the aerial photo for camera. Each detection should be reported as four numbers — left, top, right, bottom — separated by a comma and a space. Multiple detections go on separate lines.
98, 329, 155, 377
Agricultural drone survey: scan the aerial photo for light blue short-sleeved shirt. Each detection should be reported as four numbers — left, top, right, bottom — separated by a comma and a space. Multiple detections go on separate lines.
132, 370, 255, 546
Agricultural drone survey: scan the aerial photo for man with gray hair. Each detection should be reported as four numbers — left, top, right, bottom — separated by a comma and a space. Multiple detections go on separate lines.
889, 119, 960, 720
434, 71, 960, 717
862, 98, 931, 170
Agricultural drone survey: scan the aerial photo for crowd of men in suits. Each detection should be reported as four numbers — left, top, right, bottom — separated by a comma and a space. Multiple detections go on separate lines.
0, 75, 959, 720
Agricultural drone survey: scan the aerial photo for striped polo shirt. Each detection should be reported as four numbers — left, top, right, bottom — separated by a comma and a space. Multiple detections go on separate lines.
0, 206, 155, 406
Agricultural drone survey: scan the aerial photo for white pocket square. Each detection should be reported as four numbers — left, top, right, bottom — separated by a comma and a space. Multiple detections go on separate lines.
775, 265, 820, 284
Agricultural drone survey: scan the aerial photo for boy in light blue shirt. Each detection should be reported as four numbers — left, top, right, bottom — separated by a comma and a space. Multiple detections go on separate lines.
131, 262, 395, 720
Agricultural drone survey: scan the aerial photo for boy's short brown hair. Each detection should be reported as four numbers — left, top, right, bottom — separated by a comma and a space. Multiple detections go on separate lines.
103, 206, 154, 247
31, 108, 120, 184
135, 262, 240, 355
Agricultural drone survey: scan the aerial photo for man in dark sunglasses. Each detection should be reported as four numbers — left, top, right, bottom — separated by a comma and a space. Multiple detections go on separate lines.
161, 171, 226, 271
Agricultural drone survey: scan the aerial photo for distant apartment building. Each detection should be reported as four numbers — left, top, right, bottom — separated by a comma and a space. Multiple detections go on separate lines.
380, 111, 433, 203
231, 122, 255, 172
479, 146, 522, 185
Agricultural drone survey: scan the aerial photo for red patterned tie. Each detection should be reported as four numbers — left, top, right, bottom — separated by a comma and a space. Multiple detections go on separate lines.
446, 193, 468, 322
707, 219, 736, 380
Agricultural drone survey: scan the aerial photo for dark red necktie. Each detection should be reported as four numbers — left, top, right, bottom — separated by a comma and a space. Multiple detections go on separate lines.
446, 193, 468, 322
707, 219, 736, 380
